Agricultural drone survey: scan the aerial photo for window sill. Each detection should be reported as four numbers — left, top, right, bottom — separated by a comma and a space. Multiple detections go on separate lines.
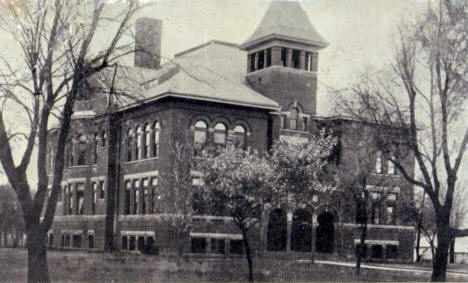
123, 157, 159, 164
67, 165, 97, 169
280, 128, 309, 134
371, 173, 399, 178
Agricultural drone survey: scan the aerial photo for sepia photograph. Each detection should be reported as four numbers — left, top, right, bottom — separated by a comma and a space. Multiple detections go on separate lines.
0, 0, 467, 282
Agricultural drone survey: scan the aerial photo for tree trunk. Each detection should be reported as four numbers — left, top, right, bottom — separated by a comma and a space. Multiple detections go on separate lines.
431, 213, 450, 282
356, 222, 367, 277
242, 228, 254, 282
449, 238, 455, 264
26, 231, 50, 283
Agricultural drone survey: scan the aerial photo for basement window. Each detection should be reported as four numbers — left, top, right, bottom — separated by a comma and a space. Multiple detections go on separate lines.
210, 239, 225, 254
370, 245, 383, 259
191, 237, 206, 253
386, 245, 398, 259
230, 240, 244, 254
355, 243, 368, 258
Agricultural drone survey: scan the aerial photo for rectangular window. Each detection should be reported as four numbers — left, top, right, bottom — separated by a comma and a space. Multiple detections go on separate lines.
65, 234, 70, 247
280, 115, 286, 129
388, 158, 397, 175
99, 181, 105, 199
151, 177, 158, 214
68, 185, 73, 215
125, 181, 131, 215
301, 118, 307, 131
57, 187, 62, 202
129, 236, 136, 251
92, 182, 97, 215
72, 234, 81, 248
191, 238, 206, 253
146, 236, 154, 248
122, 236, 128, 250
76, 183, 85, 215
133, 179, 140, 215
138, 236, 145, 251
249, 53, 256, 72
88, 235, 94, 249
258, 50, 264, 70
375, 151, 383, 174
230, 240, 244, 254
266, 48, 271, 67
386, 206, 395, 224
386, 245, 398, 259
211, 239, 225, 254
370, 202, 381, 224
143, 178, 150, 214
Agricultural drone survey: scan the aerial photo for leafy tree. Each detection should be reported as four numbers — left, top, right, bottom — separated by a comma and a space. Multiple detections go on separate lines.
198, 130, 337, 282
337, 1, 468, 280
0, 1, 141, 281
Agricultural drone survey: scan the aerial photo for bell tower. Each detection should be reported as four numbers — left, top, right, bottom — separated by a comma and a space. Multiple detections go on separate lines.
240, 1, 327, 121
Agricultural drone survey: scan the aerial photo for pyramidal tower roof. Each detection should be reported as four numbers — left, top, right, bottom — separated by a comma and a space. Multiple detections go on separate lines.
240, 1, 328, 49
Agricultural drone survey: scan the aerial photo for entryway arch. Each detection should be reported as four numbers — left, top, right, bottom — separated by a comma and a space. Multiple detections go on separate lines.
267, 208, 287, 251
291, 209, 312, 252
316, 211, 335, 254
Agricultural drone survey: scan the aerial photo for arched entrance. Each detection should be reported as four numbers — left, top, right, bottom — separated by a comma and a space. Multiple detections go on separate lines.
316, 212, 334, 253
291, 209, 312, 252
267, 209, 287, 251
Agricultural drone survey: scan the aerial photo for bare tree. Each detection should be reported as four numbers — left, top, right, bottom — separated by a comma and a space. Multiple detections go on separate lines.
449, 183, 468, 263
158, 142, 195, 260
337, 1, 468, 280
0, 1, 141, 281
338, 125, 398, 276
0, 184, 24, 248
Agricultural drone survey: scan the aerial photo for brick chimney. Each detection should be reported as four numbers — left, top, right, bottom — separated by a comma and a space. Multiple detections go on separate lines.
134, 17, 162, 69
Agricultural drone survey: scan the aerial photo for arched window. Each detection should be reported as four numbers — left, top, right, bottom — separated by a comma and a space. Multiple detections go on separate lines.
77, 135, 87, 166
193, 120, 208, 155
144, 123, 151, 159
214, 123, 227, 146
233, 125, 246, 148
290, 108, 299, 130
127, 129, 134, 162
93, 133, 98, 164
152, 122, 160, 158
136, 126, 142, 160
101, 131, 107, 147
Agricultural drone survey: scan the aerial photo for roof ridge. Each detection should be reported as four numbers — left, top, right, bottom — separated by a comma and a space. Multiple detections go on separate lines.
174, 40, 239, 58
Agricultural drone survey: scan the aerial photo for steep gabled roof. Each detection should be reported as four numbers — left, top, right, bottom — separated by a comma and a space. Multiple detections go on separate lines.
241, 1, 328, 49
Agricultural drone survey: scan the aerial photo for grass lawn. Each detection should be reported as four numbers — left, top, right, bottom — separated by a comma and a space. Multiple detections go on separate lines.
1, 248, 467, 282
